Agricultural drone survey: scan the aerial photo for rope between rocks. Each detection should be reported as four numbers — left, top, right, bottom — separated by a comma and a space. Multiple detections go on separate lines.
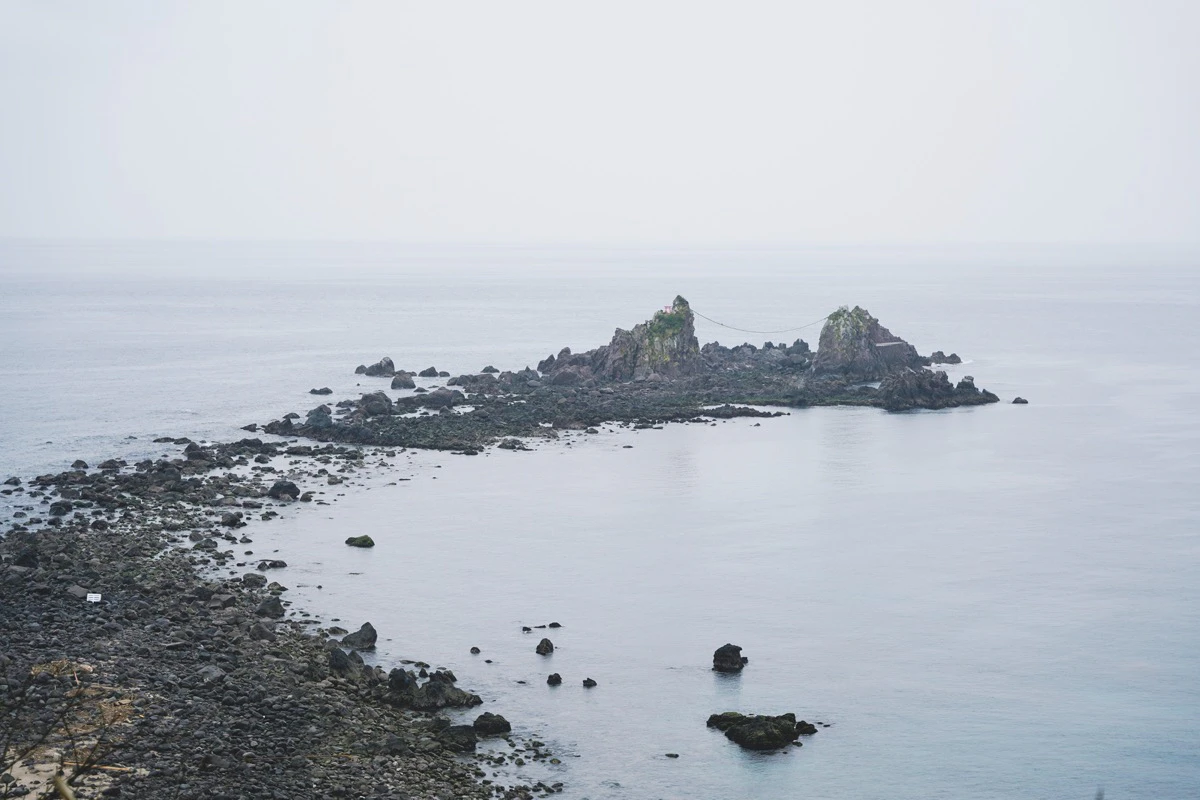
690, 309, 830, 336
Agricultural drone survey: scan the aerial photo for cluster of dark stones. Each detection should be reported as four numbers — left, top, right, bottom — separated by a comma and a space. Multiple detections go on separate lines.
0, 443, 550, 799
706, 712, 820, 751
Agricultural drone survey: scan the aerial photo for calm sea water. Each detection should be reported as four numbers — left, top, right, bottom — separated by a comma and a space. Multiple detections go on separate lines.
2, 242, 1198, 799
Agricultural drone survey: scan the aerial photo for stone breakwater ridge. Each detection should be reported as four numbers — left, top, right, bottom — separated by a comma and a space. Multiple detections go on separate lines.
1, 299, 1005, 798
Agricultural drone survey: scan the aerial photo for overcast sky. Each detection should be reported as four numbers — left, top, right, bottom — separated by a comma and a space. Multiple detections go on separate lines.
1, 1, 1197, 245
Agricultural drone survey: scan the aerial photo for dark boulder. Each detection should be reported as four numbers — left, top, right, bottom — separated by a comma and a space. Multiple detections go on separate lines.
363, 357, 396, 377
713, 643, 748, 673
481, 365, 498, 373
582, 677, 597, 688
72, 459, 88, 470
473, 712, 512, 736
436, 724, 478, 752
418, 367, 439, 378
341, 622, 377, 650
707, 712, 807, 751
49, 500, 73, 517
546, 673, 562, 686
309, 387, 333, 395
267, 480, 301, 500
1013, 396, 1029, 404
345, 535, 375, 548
255, 596, 285, 618
359, 391, 393, 416
929, 350, 962, 365
536, 638, 554, 655
390, 373, 416, 390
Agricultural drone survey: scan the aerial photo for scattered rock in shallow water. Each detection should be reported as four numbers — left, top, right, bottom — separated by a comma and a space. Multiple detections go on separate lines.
713, 643, 748, 673
3, 476, 20, 486
257, 559, 287, 571
72, 459, 88, 469
582, 678, 597, 688
929, 350, 962, 364
665, 753, 679, 758
548, 621, 562, 628
547, 673, 562, 686
536, 638, 554, 655
1013, 396, 1029, 404
362, 356, 396, 377
341, 622, 377, 650
470, 646, 481, 654
267, 480, 300, 500
706, 712, 817, 751
390, 373, 416, 390
345, 535, 375, 548
473, 712, 512, 736
418, 366, 439, 378
481, 365, 498, 373
310, 387, 333, 395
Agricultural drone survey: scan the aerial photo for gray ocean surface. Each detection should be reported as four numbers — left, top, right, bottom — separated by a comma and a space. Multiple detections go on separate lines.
2, 241, 1198, 799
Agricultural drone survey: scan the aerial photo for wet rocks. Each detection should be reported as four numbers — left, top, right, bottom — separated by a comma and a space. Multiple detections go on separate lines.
536, 638, 554, 655
357, 356, 396, 377
418, 366, 439, 378
473, 712, 512, 736
341, 622, 377, 650
546, 673, 562, 686
345, 535, 375, 548
582, 677, 597, 688
713, 643, 748, 672
255, 596, 285, 618
309, 387, 333, 395
1013, 396, 1029, 404
359, 391, 393, 416
390, 372, 416, 389
267, 480, 300, 500
929, 350, 962, 364
878, 370, 999, 412
706, 712, 815, 750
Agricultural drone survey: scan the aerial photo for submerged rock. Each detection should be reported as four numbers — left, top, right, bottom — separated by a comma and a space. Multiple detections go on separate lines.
345, 535, 375, 548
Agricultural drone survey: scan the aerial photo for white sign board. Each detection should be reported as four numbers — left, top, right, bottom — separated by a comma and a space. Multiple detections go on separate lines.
86, 593, 102, 603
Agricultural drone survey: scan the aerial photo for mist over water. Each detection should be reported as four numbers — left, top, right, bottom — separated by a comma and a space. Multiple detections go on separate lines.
2, 242, 1198, 798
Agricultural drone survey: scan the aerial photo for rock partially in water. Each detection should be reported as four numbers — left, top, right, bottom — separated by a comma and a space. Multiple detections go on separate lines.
390, 372, 416, 389
473, 712, 512, 736
713, 643, 748, 673
706, 711, 813, 750
267, 480, 300, 500
345, 535, 375, 548
879, 370, 999, 412
1013, 396, 1029, 404
546, 673, 562, 686
359, 391, 393, 416
582, 677, 597, 688
536, 638, 554, 655
362, 356, 396, 377
342, 622, 377, 650
309, 387, 333, 395
418, 367, 439, 378
929, 350, 962, 364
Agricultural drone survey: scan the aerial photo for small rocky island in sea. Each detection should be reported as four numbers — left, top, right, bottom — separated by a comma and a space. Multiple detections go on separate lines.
0, 298, 998, 798
264, 297, 998, 452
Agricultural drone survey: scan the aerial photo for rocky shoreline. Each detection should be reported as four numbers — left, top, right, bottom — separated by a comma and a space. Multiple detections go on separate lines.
2, 299, 1002, 798
0, 440, 557, 799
